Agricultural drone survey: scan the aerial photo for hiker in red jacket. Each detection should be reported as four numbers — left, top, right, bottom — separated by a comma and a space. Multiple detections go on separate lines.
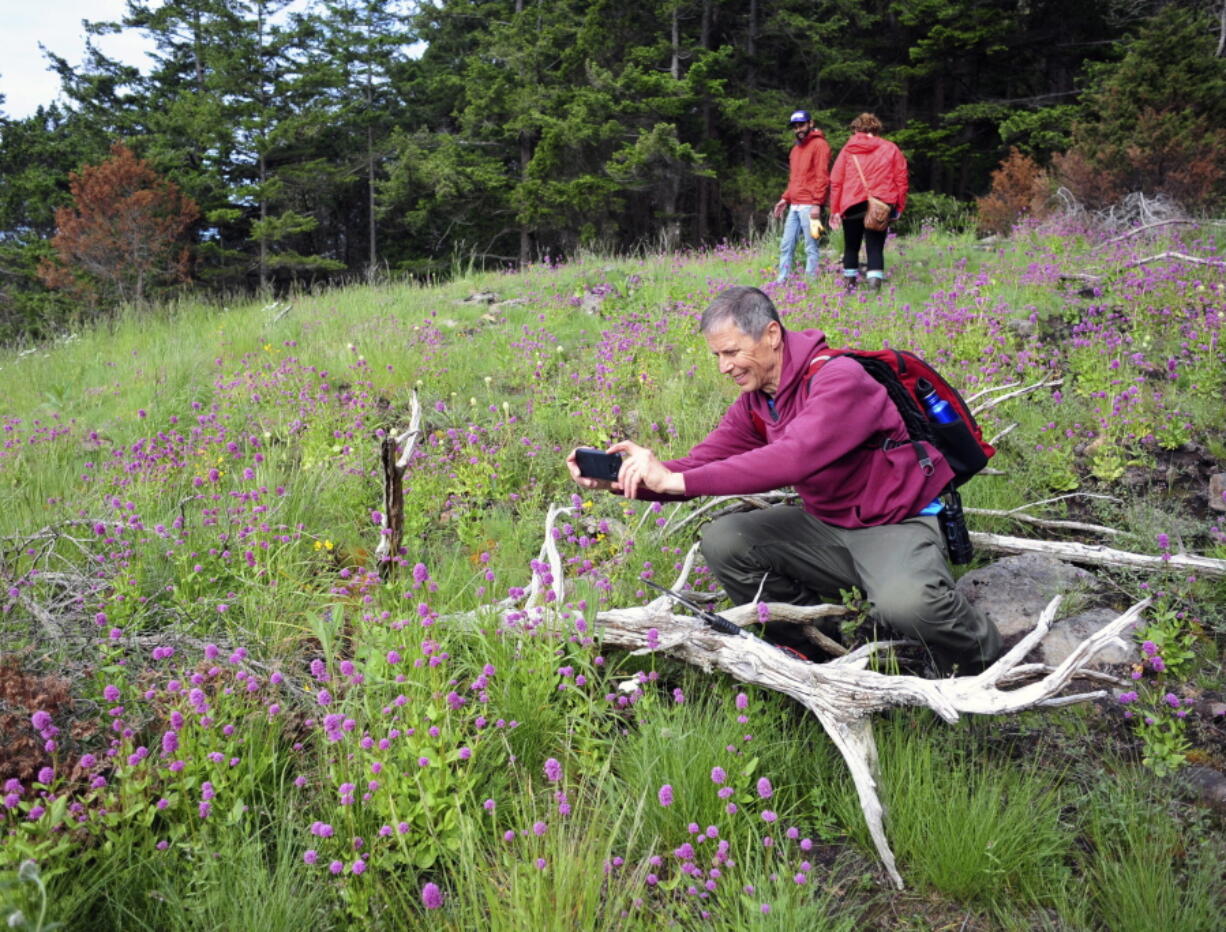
771, 109, 830, 284
829, 113, 909, 292
566, 286, 1001, 676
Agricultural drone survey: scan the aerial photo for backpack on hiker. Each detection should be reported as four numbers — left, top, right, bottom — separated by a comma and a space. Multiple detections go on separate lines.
806, 348, 993, 486
807, 348, 993, 563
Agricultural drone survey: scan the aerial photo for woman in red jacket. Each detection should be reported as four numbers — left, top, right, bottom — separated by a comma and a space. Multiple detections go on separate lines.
829, 113, 909, 292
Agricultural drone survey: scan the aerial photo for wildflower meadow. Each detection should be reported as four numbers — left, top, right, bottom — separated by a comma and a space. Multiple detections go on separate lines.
2, 225, 1224, 929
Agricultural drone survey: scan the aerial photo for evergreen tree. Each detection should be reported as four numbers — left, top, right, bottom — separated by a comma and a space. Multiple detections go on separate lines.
300, 0, 420, 274
1070, 4, 1226, 206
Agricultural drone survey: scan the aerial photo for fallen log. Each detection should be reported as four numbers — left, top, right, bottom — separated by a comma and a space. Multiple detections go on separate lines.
970, 531, 1226, 578
491, 508, 1152, 889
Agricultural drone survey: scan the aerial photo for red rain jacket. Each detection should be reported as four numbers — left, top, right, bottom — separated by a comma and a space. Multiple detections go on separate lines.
830, 133, 909, 216
780, 130, 831, 206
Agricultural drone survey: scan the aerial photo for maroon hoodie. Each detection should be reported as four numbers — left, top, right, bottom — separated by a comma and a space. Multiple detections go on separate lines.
652, 328, 952, 528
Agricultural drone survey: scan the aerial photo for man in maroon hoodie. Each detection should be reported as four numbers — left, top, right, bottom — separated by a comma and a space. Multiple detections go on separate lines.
567, 286, 1000, 675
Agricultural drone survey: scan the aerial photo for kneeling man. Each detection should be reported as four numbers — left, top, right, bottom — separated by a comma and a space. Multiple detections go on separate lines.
567, 285, 1000, 675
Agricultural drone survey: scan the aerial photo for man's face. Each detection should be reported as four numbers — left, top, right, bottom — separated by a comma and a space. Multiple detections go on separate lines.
705, 320, 784, 395
791, 120, 812, 141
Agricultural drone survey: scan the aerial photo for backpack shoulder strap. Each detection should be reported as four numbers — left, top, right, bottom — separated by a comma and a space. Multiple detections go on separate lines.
804, 349, 936, 476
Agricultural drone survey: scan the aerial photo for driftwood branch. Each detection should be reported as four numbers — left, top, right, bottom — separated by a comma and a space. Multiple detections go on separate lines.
595, 587, 1149, 889
375, 391, 422, 581
1123, 252, 1226, 271
1096, 219, 1198, 247
1061, 251, 1226, 286
964, 507, 1122, 537
965, 509, 1121, 537
971, 532, 1226, 577
970, 376, 1063, 416
964, 381, 1020, 405
486, 508, 1153, 889
986, 422, 1016, 447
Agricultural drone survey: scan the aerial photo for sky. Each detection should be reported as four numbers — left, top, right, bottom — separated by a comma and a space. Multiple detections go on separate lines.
1, 2, 158, 119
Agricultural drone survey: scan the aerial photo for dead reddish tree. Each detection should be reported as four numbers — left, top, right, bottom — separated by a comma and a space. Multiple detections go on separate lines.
39, 142, 199, 309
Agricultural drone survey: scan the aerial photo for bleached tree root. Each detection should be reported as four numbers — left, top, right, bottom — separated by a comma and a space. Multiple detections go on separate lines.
508, 508, 1151, 889
971, 531, 1226, 578
596, 584, 1149, 890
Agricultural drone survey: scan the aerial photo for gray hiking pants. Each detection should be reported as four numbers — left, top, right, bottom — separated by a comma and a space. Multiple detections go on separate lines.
699, 505, 1001, 673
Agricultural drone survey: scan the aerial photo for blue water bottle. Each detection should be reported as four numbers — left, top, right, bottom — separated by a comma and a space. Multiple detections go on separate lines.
917, 378, 957, 424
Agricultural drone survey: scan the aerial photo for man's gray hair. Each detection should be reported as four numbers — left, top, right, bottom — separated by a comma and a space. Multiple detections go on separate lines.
699, 286, 783, 339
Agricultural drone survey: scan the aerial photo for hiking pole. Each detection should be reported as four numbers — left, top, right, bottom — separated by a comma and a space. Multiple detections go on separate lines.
642, 579, 747, 637
642, 580, 816, 662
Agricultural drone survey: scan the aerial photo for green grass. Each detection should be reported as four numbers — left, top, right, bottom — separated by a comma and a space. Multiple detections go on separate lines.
2, 229, 1223, 929
1080, 775, 1225, 932
868, 715, 1074, 909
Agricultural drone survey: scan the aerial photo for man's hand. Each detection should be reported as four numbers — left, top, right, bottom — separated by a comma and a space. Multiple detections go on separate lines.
608, 440, 685, 499
829, 212, 842, 230
772, 199, 788, 220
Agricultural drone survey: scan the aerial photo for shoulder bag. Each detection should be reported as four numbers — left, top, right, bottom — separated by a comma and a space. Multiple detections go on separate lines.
851, 156, 892, 232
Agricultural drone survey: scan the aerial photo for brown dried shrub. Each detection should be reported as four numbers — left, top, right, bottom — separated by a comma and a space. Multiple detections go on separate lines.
975, 148, 1053, 236
1049, 150, 1124, 210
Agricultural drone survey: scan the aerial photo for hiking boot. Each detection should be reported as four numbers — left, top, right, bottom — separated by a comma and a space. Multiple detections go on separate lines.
867, 277, 884, 293
842, 275, 858, 291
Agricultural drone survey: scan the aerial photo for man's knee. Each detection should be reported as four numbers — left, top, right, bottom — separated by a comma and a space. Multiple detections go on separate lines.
868, 586, 931, 638
699, 514, 753, 575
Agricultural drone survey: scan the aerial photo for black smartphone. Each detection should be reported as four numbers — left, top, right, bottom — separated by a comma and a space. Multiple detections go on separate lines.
575, 447, 623, 482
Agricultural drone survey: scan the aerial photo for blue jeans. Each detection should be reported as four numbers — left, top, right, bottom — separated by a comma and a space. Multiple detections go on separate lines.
776, 205, 820, 282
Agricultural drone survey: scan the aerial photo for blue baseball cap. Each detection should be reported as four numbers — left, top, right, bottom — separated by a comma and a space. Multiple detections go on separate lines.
788, 110, 811, 124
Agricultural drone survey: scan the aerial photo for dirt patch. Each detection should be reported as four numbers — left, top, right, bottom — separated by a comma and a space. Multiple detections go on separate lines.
0, 653, 85, 784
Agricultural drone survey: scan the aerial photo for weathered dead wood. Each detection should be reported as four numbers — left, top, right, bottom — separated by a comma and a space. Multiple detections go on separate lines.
375, 391, 422, 581
964, 381, 1020, 405
592, 555, 1150, 889
494, 511, 1150, 889
721, 600, 851, 657
970, 376, 1063, 415
1061, 251, 1226, 286
986, 422, 1016, 447
1123, 251, 1226, 271
964, 501, 1122, 537
13, 592, 65, 641
1096, 219, 1199, 247
971, 531, 1226, 578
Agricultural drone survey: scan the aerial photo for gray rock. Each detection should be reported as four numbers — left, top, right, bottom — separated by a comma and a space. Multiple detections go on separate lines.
1006, 317, 1037, 338
956, 553, 1094, 639
1209, 473, 1226, 513
1039, 607, 1137, 666
1177, 765, 1226, 814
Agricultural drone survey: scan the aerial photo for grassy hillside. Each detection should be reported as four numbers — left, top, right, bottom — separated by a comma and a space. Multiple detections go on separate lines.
2, 228, 1224, 929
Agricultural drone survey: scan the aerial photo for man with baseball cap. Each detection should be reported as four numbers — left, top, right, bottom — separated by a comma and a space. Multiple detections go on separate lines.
771, 110, 830, 285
